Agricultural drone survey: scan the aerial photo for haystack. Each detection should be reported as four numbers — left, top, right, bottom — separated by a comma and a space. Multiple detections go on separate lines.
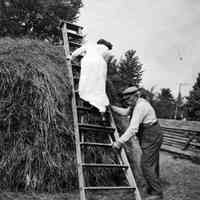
0, 38, 76, 192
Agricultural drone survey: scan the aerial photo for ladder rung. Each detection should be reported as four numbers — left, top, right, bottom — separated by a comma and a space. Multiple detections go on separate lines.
69, 41, 82, 47
66, 21, 83, 32
79, 123, 114, 133
80, 142, 112, 147
68, 31, 83, 39
77, 106, 98, 112
77, 106, 90, 111
82, 163, 128, 168
84, 186, 135, 190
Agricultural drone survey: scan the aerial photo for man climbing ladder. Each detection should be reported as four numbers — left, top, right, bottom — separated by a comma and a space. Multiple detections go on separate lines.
69, 38, 117, 121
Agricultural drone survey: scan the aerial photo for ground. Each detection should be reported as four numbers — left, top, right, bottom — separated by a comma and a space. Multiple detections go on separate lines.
0, 151, 199, 200
160, 151, 200, 200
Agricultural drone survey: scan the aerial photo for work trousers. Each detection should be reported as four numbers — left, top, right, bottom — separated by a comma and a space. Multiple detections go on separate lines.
137, 123, 163, 195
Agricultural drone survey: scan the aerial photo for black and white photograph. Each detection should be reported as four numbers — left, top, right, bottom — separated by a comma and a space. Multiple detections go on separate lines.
0, 0, 199, 200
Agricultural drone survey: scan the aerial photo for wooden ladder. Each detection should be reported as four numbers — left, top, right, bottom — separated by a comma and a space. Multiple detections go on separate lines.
61, 22, 142, 200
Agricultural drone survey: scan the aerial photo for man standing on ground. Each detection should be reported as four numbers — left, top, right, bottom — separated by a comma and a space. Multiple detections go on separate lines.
111, 86, 163, 200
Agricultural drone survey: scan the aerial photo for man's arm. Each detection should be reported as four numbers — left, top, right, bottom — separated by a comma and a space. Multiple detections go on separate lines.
111, 105, 130, 116
118, 102, 146, 144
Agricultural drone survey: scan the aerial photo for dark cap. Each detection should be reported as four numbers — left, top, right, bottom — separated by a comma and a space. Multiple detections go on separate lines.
97, 39, 113, 50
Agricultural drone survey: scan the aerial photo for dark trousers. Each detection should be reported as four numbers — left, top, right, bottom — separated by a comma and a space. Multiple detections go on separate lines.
138, 123, 163, 195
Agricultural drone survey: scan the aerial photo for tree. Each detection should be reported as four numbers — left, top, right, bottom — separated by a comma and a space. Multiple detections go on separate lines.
118, 50, 143, 90
0, 0, 82, 42
107, 49, 143, 105
154, 88, 175, 119
186, 73, 200, 121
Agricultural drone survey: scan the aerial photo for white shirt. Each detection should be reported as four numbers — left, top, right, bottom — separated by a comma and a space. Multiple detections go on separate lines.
72, 43, 114, 112
118, 98, 157, 143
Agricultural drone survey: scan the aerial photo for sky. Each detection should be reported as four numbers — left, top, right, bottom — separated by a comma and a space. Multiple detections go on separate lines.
78, 0, 200, 97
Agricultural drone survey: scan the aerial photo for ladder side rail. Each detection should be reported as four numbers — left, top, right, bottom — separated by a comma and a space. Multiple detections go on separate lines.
108, 107, 142, 200
62, 23, 86, 200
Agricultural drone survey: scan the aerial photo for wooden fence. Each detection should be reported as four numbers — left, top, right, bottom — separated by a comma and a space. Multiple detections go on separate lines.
159, 119, 200, 158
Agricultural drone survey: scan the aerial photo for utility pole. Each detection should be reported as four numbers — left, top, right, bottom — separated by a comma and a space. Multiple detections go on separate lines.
174, 82, 189, 119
